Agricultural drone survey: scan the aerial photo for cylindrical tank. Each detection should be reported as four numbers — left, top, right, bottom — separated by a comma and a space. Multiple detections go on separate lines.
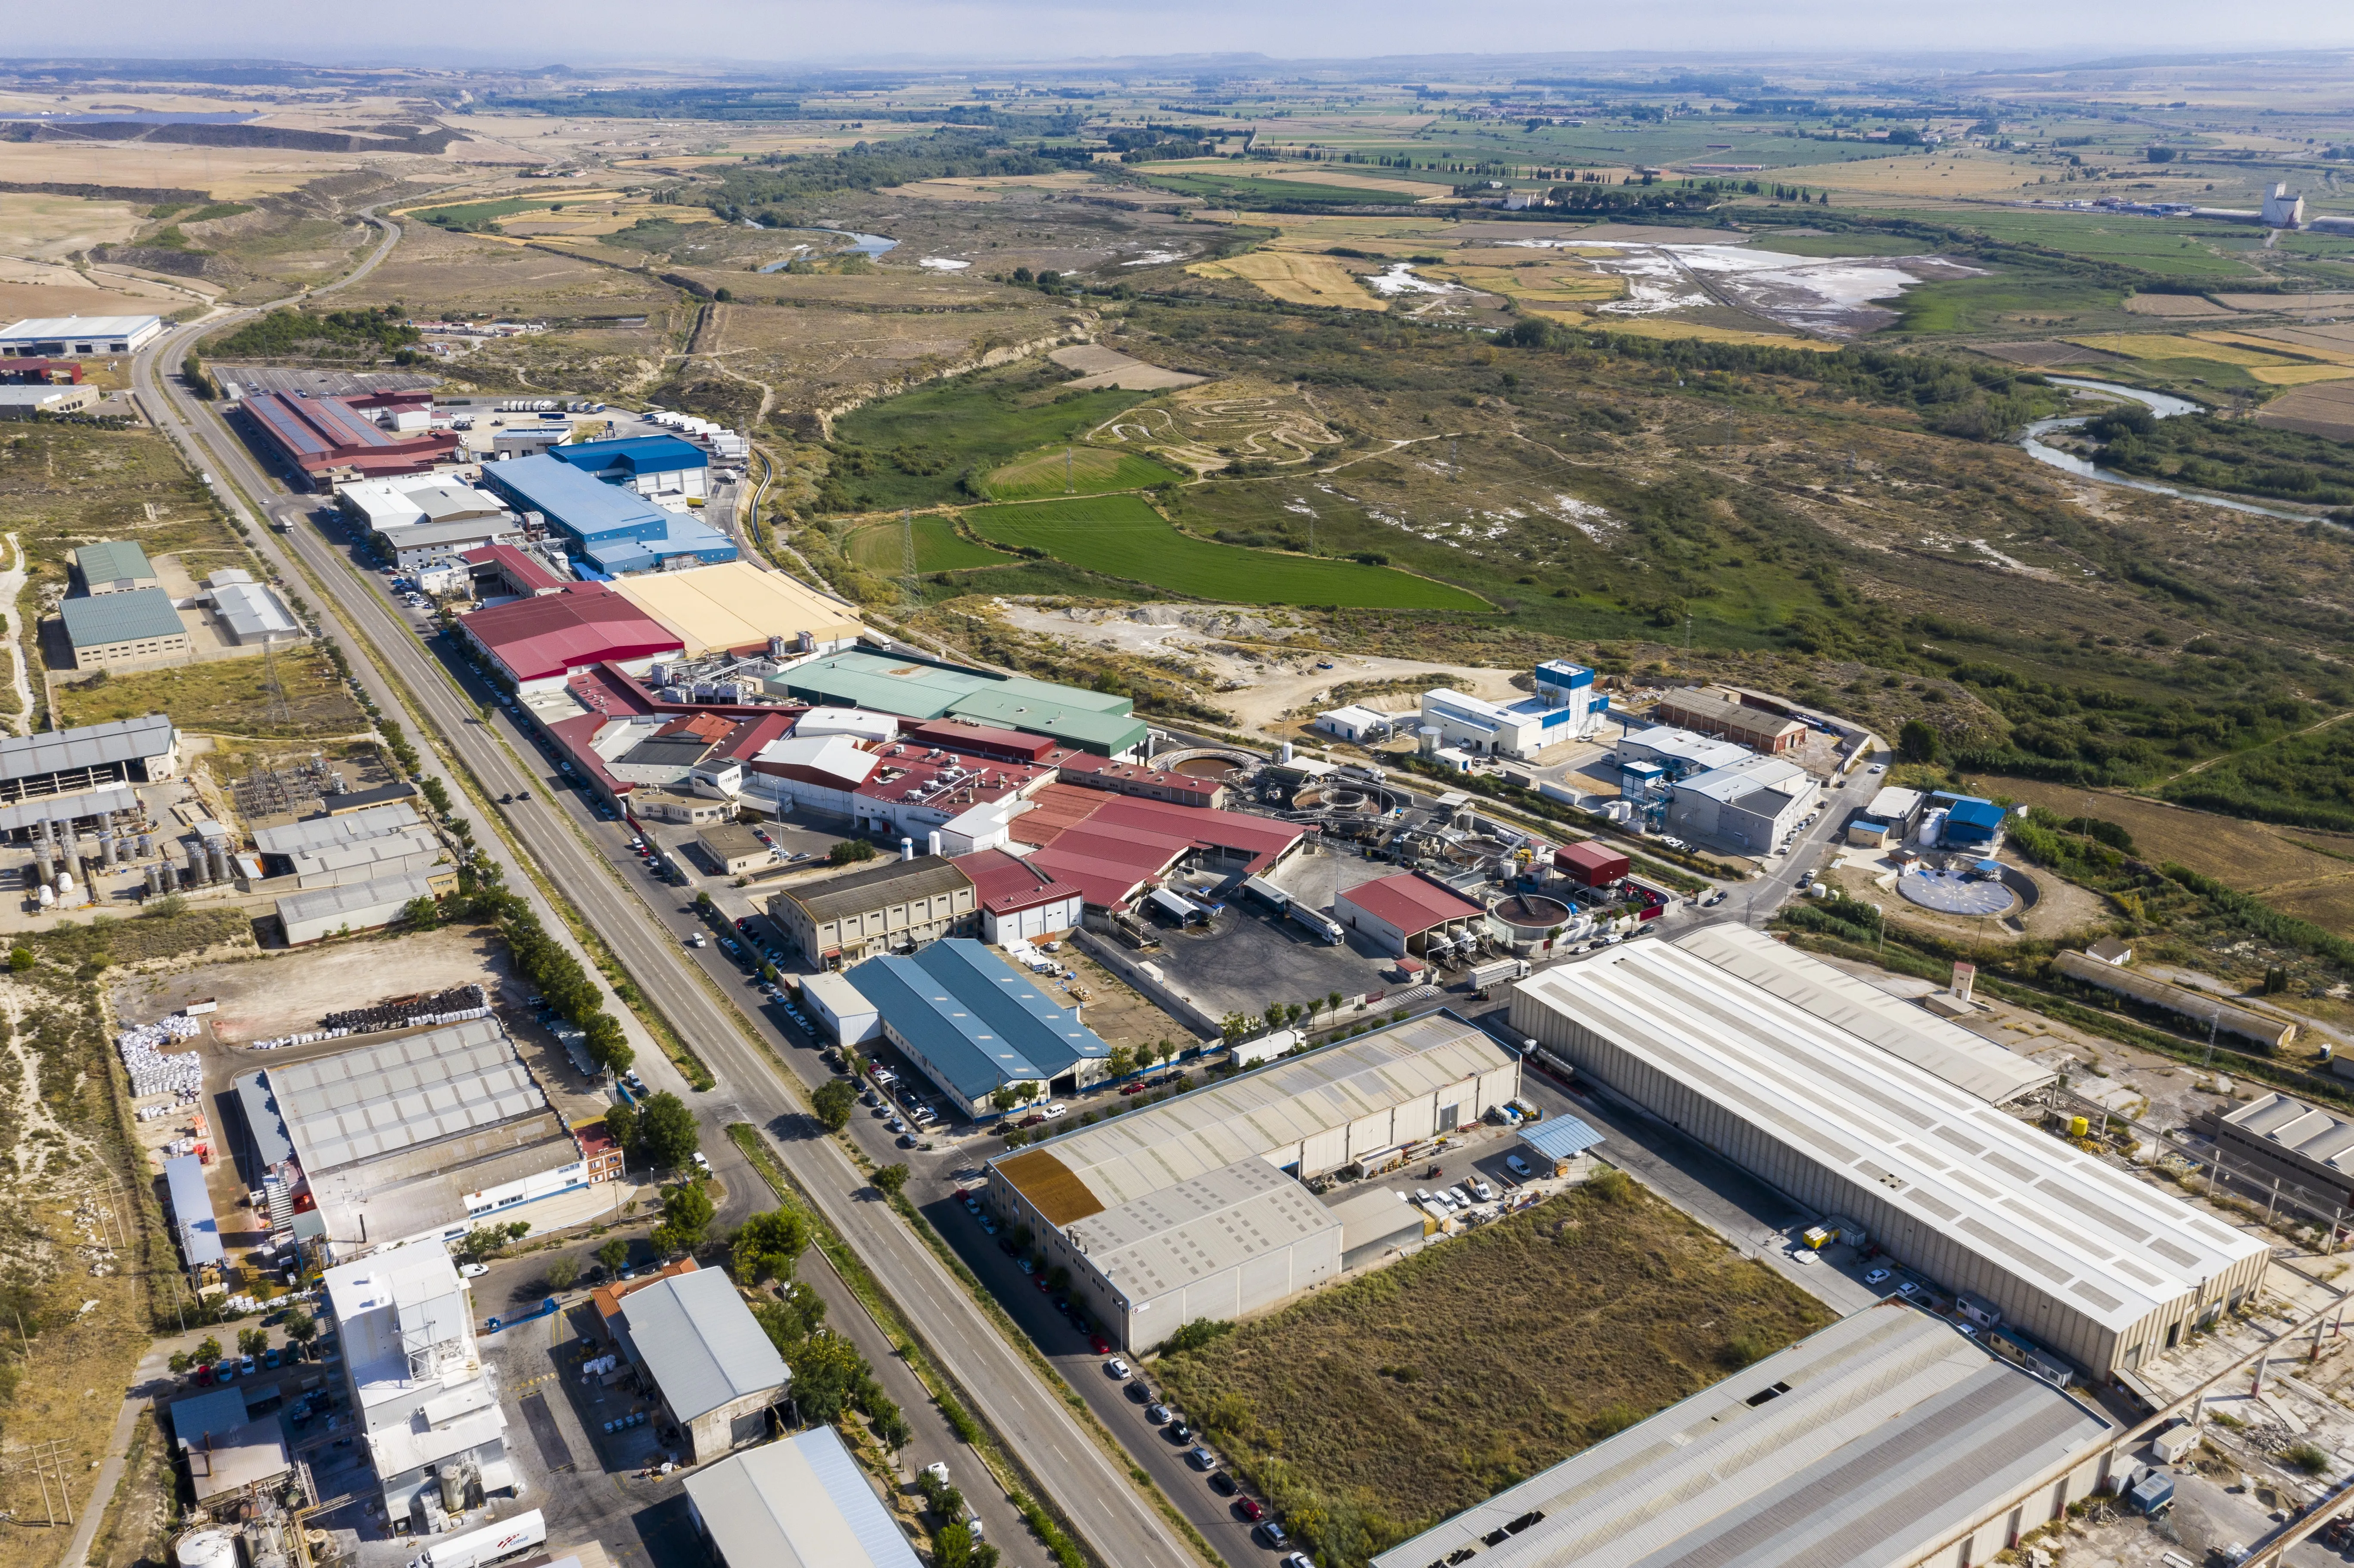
36, 885, 53, 908
145, 865, 163, 896
139, 834, 154, 858
1419, 725, 1442, 758
56, 870, 72, 893
175, 1527, 238, 1568
161, 861, 180, 893
208, 844, 231, 883
99, 833, 117, 868
185, 844, 208, 886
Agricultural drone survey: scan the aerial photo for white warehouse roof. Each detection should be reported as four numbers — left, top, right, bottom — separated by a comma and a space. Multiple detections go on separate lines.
1512, 940, 2265, 1345
620, 1268, 789, 1422
685, 1424, 920, 1568
262, 1017, 546, 1174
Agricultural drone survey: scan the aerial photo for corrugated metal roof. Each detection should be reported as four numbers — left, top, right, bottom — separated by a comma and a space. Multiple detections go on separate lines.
274, 869, 445, 929
254, 802, 421, 856
1069, 1156, 1338, 1304
0, 713, 174, 783
999, 1014, 1513, 1211
59, 587, 185, 648
1337, 871, 1486, 936
621, 1268, 789, 1422
264, 1018, 545, 1174
781, 855, 968, 924
1672, 924, 2054, 1104
845, 939, 1107, 1100
1520, 1116, 1605, 1162
2223, 1092, 2354, 1173
0, 782, 136, 832
73, 538, 154, 587
1370, 1304, 2110, 1568
683, 1425, 921, 1568
164, 1153, 224, 1265
0, 314, 161, 340
1515, 944, 2264, 1335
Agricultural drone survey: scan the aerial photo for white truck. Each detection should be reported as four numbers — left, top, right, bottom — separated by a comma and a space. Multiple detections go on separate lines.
1468, 957, 1531, 991
411, 1511, 546, 1568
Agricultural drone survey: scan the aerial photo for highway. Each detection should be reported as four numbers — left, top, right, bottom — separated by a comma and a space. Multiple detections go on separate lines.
126, 221, 1205, 1568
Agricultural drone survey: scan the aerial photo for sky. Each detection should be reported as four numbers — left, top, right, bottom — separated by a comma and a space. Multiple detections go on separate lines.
7, 1, 2354, 68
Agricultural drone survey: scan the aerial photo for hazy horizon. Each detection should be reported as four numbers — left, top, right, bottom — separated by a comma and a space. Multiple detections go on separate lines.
5, 3, 2354, 76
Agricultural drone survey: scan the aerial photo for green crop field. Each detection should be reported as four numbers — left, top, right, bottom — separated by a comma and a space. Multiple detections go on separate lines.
402, 196, 548, 227
983, 444, 1185, 500
959, 495, 1490, 608
846, 515, 1013, 575
1140, 171, 1419, 208
1884, 209, 2266, 278
826, 370, 1158, 511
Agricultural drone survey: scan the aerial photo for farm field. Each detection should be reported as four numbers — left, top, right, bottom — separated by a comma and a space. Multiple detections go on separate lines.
846, 515, 1014, 575
827, 370, 1159, 510
2257, 381, 2354, 440
1881, 208, 2270, 277
958, 494, 1490, 608
1186, 250, 1383, 309
1142, 169, 1436, 208
982, 443, 1186, 499
1152, 1178, 1835, 1565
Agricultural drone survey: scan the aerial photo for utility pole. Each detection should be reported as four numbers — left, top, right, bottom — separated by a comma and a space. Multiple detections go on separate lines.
900, 508, 919, 614
1065, 446, 1074, 495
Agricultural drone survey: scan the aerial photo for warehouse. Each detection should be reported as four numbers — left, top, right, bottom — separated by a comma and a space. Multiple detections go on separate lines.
684, 1424, 921, 1568
607, 560, 862, 658
1334, 870, 1490, 959
0, 714, 179, 801
1613, 723, 1748, 781
848, 937, 1110, 1114
1010, 785, 1303, 910
237, 1017, 588, 1254
767, 854, 977, 966
60, 587, 191, 670
799, 970, 881, 1045
1510, 933, 2266, 1375
273, 867, 455, 937
1663, 754, 1818, 856
547, 435, 709, 499
198, 570, 302, 646
954, 847, 1084, 943
475, 454, 735, 574
458, 583, 685, 692
238, 391, 460, 485
615, 1269, 790, 1464
1314, 704, 1395, 744
339, 476, 520, 572
0, 314, 163, 356
987, 1013, 1518, 1350
1417, 661, 1603, 760
769, 647, 1149, 757
2206, 1091, 2354, 1212
1652, 687, 1807, 753
1372, 1302, 2116, 1568
0, 384, 99, 419
72, 539, 158, 596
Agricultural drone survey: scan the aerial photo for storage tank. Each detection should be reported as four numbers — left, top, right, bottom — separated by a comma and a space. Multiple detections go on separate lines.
36, 884, 53, 908
161, 861, 180, 893
1418, 726, 1442, 759
145, 865, 162, 896
176, 1529, 238, 1568
185, 844, 209, 886
208, 844, 231, 884
99, 833, 117, 868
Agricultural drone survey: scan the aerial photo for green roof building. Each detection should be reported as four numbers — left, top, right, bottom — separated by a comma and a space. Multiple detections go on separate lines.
72, 539, 158, 597
767, 649, 1149, 757
60, 587, 190, 670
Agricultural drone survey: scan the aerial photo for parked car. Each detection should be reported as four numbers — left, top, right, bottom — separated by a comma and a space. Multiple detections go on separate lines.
1504, 1154, 1532, 1178
459, 1263, 489, 1279
1146, 1403, 1171, 1424
1257, 1522, 1291, 1549
1235, 1496, 1264, 1521
1209, 1471, 1239, 1497
1865, 1268, 1891, 1286
1104, 1356, 1130, 1380
1040, 1102, 1068, 1120
1187, 1445, 1217, 1472
1469, 1178, 1497, 1203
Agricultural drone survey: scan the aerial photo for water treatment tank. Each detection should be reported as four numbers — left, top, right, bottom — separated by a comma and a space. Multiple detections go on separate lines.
176, 1528, 237, 1568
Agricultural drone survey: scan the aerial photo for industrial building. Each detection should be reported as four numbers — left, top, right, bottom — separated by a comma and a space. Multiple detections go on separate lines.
800, 969, 881, 1045
1850, 784, 1927, 847
235, 1017, 589, 1254
1663, 754, 1818, 856
767, 854, 978, 966
614, 1268, 790, 1464
1416, 660, 1604, 760
0, 314, 164, 356
1927, 790, 2009, 851
198, 570, 302, 646
323, 1241, 514, 1526
458, 584, 685, 692
72, 539, 158, 597
684, 1425, 922, 1568
474, 454, 735, 575
464, 544, 566, 602
986, 1014, 1519, 1350
59, 586, 192, 670
276, 868, 456, 945
1056, 750, 1229, 809
607, 561, 861, 659
238, 391, 461, 486
1371, 1302, 2116, 1568
2055, 949, 2297, 1050
1313, 704, 1396, 744
1552, 840, 1630, 888
694, 823, 767, 874
1510, 929, 2267, 1376
1651, 687, 1807, 753
1613, 723, 1747, 781
1010, 786, 1303, 910
769, 647, 1149, 757
0, 383, 100, 418
955, 847, 1084, 943
847, 937, 1110, 1114
2205, 1091, 2354, 1211
168, 1384, 293, 1504
546, 435, 709, 500
0, 713, 179, 801
339, 476, 520, 572
164, 1151, 225, 1271
1334, 870, 1491, 959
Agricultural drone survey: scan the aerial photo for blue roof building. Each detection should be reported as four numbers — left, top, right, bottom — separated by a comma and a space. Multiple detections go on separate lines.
476, 454, 735, 573
847, 938, 1110, 1115
1929, 792, 2008, 848
547, 435, 709, 491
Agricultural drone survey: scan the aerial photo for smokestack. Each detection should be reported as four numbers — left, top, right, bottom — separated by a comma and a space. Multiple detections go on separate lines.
901, 838, 914, 862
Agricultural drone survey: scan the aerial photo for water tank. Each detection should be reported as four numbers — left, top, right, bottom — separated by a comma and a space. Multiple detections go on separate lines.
208, 844, 232, 884
99, 833, 117, 868
185, 844, 209, 886
144, 865, 162, 896
176, 1528, 238, 1568
138, 834, 154, 857
161, 861, 180, 893
56, 871, 72, 893
36, 885, 52, 908
1419, 726, 1442, 758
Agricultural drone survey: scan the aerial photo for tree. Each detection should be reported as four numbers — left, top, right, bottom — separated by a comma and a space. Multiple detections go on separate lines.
636, 1091, 700, 1169
238, 1327, 268, 1357
1896, 719, 1941, 764
196, 1335, 223, 1365
545, 1256, 580, 1291
661, 1181, 717, 1251
402, 896, 440, 931
1103, 1044, 1134, 1081
595, 1238, 630, 1275
1219, 1012, 1249, 1045
459, 1220, 531, 1263
283, 1308, 316, 1347
6, 948, 31, 972
603, 1101, 638, 1162
812, 1079, 857, 1131
695, 890, 714, 912
733, 1208, 810, 1283
584, 1012, 632, 1074
146, 893, 187, 920
872, 1164, 910, 1201
169, 1350, 192, 1375
828, 839, 878, 866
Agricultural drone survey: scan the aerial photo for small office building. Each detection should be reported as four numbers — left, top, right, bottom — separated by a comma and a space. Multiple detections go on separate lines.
615, 1268, 790, 1464
60, 588, 191, 670
766, 855, 977, 967
695, 823, 767, 875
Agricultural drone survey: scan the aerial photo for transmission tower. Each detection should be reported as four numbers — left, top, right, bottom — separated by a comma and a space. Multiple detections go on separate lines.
900, 509, 921, 613
262, 640, 293, 727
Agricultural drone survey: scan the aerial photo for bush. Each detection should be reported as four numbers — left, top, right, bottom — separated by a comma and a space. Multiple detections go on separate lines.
811, 1079, 857, 1132
828, 839, 879, 866
1160, 1317, 1236, 1357
545, 1256, 580, 1291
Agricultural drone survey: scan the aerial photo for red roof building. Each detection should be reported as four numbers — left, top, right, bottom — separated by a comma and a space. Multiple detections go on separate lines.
907, 719, 1057, 765
1554, 840, 1632, 888
1056, 751, 1229, 809
239, 391, 459, 485
1335, 871, 1489, 958
953, 848, 1086, 941
1004, 785, 1305, 910
458, 582, 683, 690
464, 543, 565, 600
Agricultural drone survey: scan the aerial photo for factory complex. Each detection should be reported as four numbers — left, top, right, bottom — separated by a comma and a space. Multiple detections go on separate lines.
1510, 927, 2267, 1378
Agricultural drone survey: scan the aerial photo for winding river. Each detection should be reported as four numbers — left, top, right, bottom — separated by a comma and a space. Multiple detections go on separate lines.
2018, 377, 2319, 522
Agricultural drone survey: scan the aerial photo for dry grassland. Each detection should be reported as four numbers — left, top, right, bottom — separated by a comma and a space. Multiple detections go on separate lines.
2255, 380, 2354, 440
0, 140, 443, 201
2124, 294, 2233, 317
0, 193, 143, 261
0, 273, 197, 323
883, 172, 1106, 202
1430, 255, 1626, 310
2070, 333, 2299, 366
1545, 314, 1844, 349
1797, 150, 2050, 200
1230, 215, 1462, 255
55, 644, 363, 739
1153, 1179, 1834, 1551
330, 221, 679, 317
1046, 343, 1205, 391
2249, 363, 2354, 385
1136, 159, 1442, 199
1968, 777, 2354, 893
1186, 251, 1383, 310
698, 297, 1073, 414
1092, 379, 1341, 470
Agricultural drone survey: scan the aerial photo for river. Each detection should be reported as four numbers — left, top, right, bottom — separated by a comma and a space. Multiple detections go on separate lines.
2018, 377, 2320, 522
757, 227, 898, 272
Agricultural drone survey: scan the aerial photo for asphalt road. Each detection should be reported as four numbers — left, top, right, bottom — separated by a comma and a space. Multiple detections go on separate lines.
127, 250, 1204, 1568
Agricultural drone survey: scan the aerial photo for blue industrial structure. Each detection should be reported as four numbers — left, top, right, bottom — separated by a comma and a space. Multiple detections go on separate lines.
1928, 792, 2007, 849
476, 454, 735, 575
547, 436, 709, 492
846, 938, 1110, 1115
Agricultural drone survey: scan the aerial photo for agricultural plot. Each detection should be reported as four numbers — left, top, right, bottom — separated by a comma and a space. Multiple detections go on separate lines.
1152, 1179, 1835, 1564
846, 516, 1014, 576
1186, 250, 1385, 309
1885, 209, 2268, 278
825, 370, 1158, 510
1142, 169, 1431, 209
958, 494, 1489, 609
329, 219, 680, 319
981, 444, 1184, 500
2257, 380, 2354, 440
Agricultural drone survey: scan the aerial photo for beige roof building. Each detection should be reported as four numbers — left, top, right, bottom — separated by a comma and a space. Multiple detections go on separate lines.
610, 561, 863, 657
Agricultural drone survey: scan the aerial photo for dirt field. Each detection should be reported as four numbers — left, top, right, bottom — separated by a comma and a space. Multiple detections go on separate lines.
1152, 1176, 1834, 1557
0, 140, 451, 202
1967, 777, 2354, 892
1090, 379, 1342, 472
2254, 380, 2354, 439
1186, 251, 1385, 310
331, 221, 682, 318
112, 925, 506, 1045
694, 296, 1075, 423
2124, 294, 2236, 317
54, 643, 365, 740
1046, 343, 1206, 391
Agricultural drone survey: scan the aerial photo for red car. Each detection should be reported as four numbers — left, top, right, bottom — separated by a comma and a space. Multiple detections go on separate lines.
1018, 1114, 1046, 1129
1035, 1276, 1051, 1293
1235, 1497, 1264, 1522
1089, 1335, 1112, 1355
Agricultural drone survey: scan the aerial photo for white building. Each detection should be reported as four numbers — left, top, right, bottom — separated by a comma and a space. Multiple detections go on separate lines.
798, 971, 881, 1045
199, 570, 302, 646
338, 476, 520, 573
324, 1242, 514, 1527
1417, 660, 1603, 760
1614, 723, 1748, 779
685, 1426, 922, 1568
0, 314, 164, 357
1663, 754, 1818, 855
1313, 705, 1396, 744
